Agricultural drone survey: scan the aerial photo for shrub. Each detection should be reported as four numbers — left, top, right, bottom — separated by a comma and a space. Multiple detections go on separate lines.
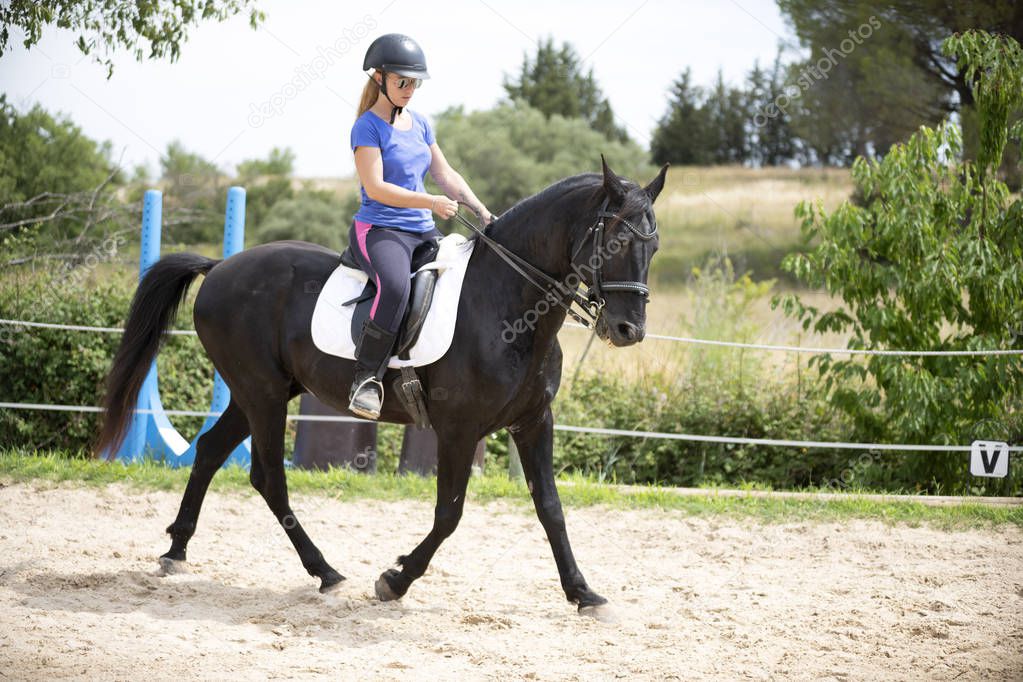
432, 102, 654, 214
0, 268, 211, 453
775, 31, 1023, 495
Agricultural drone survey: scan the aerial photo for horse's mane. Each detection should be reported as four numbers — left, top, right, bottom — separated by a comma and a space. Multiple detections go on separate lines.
481, 171, 651, 240
496, 173, 598, 227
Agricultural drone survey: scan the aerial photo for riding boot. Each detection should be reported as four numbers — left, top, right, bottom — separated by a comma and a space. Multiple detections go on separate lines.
348, 318, 398, 420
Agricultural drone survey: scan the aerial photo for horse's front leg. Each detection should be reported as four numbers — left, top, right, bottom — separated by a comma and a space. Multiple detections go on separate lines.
374, 431, 477, 601
511, 407, 608, 613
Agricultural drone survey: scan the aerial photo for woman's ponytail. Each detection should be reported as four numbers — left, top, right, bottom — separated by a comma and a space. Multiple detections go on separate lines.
358, 73, 381, 117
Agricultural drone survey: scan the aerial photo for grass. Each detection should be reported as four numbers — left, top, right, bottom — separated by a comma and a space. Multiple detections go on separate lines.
554, 284, 850, 382
2, 450, 1019, 530
650, 165, 852, 286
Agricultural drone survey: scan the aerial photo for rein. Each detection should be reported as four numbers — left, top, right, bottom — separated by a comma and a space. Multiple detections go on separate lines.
452, 197, 656, 330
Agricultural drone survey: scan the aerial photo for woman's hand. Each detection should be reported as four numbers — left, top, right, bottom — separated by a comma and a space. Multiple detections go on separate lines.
430, 194, 458, 219
463, 201, 494, 226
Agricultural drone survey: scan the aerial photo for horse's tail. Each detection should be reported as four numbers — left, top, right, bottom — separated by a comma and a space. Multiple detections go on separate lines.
93, 253, 221, 459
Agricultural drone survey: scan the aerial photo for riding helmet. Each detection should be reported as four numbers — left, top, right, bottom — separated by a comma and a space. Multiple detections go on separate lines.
362, 33, 431, 79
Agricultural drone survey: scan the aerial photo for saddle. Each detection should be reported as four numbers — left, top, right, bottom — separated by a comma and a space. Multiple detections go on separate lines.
309, 233, 475, 429
337, 239, 439, 360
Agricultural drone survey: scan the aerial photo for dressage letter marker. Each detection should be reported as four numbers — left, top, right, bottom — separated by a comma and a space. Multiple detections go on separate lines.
969, 440, 1009, 478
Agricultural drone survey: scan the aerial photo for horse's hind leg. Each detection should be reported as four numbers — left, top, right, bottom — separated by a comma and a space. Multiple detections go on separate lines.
246, 396, 345, 593
375, 429, 478, 601
512, 407, 607, 614
160, 399, 249, 572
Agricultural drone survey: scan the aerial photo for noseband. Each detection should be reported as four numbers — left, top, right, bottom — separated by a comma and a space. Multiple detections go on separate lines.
453, 196, 656, 329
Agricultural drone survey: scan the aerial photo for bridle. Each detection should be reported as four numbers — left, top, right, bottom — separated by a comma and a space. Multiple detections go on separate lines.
452, 196, 657, 329
570, 196, 657, 313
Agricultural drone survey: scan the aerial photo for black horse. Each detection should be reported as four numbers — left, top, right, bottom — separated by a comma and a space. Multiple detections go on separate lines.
95, 157, 667, 615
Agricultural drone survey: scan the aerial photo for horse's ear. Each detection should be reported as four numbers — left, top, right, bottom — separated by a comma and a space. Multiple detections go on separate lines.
600, 154, 627, 201
644, 163, 669, 203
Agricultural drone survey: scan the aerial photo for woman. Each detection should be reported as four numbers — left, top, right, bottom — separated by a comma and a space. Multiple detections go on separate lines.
348, 33, 493, 420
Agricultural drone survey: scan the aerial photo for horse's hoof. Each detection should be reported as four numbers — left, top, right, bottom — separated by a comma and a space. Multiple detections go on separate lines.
374, 569, 402, 601
157, 556, 188, 576
319, 571, 347, 594
578, 602, 617, 622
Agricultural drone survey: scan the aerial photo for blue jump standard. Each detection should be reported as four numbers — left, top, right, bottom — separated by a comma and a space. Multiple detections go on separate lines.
105, 187, 252, 467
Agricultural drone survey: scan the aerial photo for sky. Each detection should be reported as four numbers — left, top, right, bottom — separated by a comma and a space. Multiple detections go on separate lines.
1, 0, 799, 179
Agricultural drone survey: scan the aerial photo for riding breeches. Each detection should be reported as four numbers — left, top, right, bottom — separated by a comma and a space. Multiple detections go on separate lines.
348, 220, 442, 334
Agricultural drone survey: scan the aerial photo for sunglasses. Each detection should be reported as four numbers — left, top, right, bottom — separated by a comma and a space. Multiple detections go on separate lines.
392, 76, 423, 90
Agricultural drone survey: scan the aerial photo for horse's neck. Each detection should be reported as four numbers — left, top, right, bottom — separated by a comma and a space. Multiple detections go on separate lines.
462, 186, 587, 351
484, 187, 587, 279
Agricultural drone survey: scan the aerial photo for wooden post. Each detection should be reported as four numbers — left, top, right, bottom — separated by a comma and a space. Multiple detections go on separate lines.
292, 393, 377, 472
399, 425, 485, 476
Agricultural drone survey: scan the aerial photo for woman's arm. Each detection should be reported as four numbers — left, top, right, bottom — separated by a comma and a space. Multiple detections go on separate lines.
354, 145, 457, 218
427, 143, 493, 224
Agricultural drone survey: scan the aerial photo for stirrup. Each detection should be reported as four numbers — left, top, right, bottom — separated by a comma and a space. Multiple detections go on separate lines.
349, 376, 384, 419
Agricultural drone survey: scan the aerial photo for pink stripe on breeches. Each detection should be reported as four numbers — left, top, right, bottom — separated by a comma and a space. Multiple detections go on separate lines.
354, 220, 383, 319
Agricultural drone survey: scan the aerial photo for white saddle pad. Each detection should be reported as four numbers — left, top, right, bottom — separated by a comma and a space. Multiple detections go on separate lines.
310, 233, 475, 368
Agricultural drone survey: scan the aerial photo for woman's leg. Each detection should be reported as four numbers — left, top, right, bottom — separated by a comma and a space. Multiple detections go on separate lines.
351, 223, 438, 332
360, 228, 420, 333
347, 223, 436, 418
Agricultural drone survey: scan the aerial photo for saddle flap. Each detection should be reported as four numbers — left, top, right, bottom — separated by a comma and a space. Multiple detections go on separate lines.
396, 269, 438, 359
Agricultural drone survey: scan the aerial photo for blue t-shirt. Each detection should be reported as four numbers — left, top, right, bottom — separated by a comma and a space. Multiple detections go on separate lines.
350, 108, 436, 233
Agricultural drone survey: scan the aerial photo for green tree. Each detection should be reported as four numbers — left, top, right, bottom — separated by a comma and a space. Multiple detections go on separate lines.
236, 147, 295, 178
653, 55, 798, 167
0, 0, 264, 77
783, 57, 865, 165
779, 0, 1022, 110
704, 70, 750, 164
236, 147, 295, 232
0, 96, 114, 206
778, 0, 1021, 174
503, 37, 630, 143
252, 193, 348, 252
159, 140, 223, 243
0, 95, 120, 244
785, 19, 947, 164
775, 31, 1023, 493
433, 102, 652, 215
751, 53, 798, 166
650, 69, 713, 165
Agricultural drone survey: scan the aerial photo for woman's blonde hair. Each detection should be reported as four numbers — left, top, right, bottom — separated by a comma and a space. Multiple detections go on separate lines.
358, 72, 382, 116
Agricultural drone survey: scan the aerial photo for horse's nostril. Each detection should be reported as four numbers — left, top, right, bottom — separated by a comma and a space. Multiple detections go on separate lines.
618, 322, 639, 340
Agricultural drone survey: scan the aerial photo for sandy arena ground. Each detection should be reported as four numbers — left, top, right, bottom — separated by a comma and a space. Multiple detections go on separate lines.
0, 481, 1021, 681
